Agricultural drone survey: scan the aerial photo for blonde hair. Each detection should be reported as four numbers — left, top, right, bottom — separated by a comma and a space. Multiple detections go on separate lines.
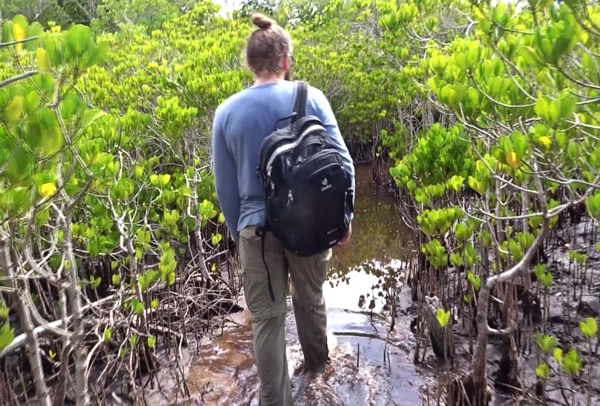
245, 13, 293, 77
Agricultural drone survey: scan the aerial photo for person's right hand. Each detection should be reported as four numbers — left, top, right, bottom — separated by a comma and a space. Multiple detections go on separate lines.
337, 223, 352, 246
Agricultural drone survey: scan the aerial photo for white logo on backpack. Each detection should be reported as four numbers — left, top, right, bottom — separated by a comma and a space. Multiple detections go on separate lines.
321, 177, 332, 191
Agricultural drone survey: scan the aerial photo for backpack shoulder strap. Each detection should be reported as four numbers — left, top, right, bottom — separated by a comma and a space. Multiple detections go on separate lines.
292, 81, 308, 123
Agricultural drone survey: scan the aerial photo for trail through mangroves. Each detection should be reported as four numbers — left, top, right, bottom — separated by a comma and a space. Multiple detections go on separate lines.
147, 164, 432, 405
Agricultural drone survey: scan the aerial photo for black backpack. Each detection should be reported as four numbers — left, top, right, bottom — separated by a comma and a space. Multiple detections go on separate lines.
254, 81, 354, 300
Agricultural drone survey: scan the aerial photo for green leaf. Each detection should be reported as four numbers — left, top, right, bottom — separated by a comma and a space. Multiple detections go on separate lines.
448, 175, 464, 191
130, 334, 138, 347
0, 323, 15, 352
536, 363, 550, 379
78, 109, 106, 135
553, 347, 563, 363
112, 274, 121, 285
64, 24, 92, 59
559, 92, 577, 119
519, 46, 544, 67
84, 41, 110, 68
158, 174, 171, 187
2, 21, 14, 43
132, 299, 145, 316
4, 96, 24, 125
211, 233, 223, 246
36, 47, 49, 71
567, 141, 577, 160
579, 317, 598, 339
561, 348, 581, 376
467, 271, 481, 291
147, 336, 156, 348
450, 252, 463, 267
511, 131, 528, 158
468, 176, 482, 194
167, 271, 175, 286
535, 332, 556, 354
436, 308, 451, 328
534, 96, 549, 122
103, 328, 113, 342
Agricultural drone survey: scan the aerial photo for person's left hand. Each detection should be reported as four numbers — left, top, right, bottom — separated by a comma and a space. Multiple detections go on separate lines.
337, 223, 352, 246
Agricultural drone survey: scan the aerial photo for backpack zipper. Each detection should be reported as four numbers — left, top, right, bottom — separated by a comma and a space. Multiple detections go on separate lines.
264, 123, 325, 172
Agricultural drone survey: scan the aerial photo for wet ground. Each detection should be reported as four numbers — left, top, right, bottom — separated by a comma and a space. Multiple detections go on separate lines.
156, 164, 430, 405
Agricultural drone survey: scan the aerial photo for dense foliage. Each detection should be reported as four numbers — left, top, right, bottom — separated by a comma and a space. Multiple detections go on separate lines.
386, 0, 600, 404
0, 0, 599, 405
0, 3, 252, 404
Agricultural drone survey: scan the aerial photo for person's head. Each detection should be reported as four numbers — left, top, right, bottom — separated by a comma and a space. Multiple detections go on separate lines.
245, 13, 293, 81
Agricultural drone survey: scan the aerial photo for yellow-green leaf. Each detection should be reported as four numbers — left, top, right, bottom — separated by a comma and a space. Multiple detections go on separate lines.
4, 96, 24, 124
536, 363, 550, 379
36, 47, 49, 71
80, 109, 106, 131
103, 328, 113, 342
538, 136, 552, 151
39, 183, 57, 198
534, 96, 549, 121
11, 17, 27, 53
0, 322, 14, 352
506, 151, 520, 169
519, 46, 544, 67
112, 274, 120, 285
436, 308, 451, 328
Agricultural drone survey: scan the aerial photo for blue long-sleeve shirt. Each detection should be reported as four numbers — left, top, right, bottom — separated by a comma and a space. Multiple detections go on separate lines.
211, 80, 355, 243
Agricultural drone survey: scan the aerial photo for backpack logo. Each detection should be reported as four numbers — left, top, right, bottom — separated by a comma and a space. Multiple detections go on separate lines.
321, 177, 331, 191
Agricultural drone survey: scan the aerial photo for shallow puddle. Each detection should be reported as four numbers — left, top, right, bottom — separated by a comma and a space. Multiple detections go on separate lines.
175, 165, 428, 405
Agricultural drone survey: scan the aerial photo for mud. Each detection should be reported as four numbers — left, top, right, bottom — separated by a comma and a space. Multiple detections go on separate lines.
424, 213, 600, 405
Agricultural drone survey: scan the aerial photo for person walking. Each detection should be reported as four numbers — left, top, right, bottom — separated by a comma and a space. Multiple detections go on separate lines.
211, 13, 355, 406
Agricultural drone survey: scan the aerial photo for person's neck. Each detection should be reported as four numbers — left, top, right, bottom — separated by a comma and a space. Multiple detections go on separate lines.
253, 74, 285, 87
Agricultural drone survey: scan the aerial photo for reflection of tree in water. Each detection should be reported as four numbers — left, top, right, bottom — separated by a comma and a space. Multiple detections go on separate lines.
329, 204, 415, 264
329, 201, 414, 275
326, 165, 418, 318
328, 257, 413, 318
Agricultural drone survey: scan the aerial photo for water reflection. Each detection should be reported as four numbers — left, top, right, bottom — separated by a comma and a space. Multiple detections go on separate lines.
329, 164, 417, 274
324, 259, 407, 314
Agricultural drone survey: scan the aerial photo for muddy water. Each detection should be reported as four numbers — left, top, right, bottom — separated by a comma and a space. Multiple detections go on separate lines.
180, 165, 428, 405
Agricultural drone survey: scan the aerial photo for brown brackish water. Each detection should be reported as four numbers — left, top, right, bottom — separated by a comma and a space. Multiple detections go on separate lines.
145, 164, 431, 405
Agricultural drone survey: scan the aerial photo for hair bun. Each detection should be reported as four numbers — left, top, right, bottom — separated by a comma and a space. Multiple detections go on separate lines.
251, 13, 275, 30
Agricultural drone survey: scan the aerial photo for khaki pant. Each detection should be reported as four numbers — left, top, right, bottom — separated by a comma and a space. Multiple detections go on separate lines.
239, 226, 332, 406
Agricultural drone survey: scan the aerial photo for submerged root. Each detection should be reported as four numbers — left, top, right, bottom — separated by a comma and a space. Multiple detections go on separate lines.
447, 372, 493, 406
